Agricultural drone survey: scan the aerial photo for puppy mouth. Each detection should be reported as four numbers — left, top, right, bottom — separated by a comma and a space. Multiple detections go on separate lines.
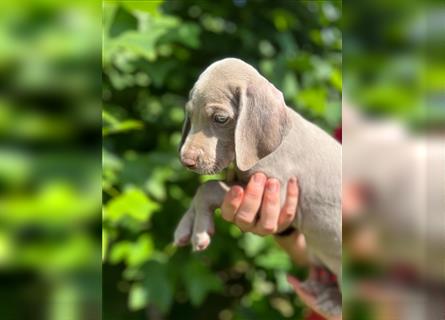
188, 165, 223, 175
182, 160, 226, 175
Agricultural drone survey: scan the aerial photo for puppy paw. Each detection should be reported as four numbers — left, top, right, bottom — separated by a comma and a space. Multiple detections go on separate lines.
191, 232, 211, 251
173, 200, 215, 251
315, 285, 342, 317
300, 278, 325, 296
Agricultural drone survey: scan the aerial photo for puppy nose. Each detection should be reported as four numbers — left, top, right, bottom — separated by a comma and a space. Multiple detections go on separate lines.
181, 158, 196, 169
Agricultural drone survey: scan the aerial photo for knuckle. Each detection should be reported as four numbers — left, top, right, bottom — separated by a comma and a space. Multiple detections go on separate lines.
252, 229, 266, 236
235, 213, 254, 226
280, 211, 295, 222
221, 213, 232, 222
254, 226, 276, 236
258, 228, 276, 236
261, 225, 277, 234
283, 209, 295, 219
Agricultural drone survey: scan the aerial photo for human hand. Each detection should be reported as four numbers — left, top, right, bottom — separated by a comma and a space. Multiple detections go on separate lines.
220, 172, 299, 236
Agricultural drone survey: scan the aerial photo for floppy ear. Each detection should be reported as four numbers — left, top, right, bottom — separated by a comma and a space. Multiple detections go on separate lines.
178, 114, 191, 152
235, 79, 290, 171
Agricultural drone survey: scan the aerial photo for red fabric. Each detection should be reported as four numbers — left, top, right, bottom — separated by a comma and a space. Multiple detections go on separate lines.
314, 266, 337, 284
334, 126, 342, 143
306, 311, 325, 320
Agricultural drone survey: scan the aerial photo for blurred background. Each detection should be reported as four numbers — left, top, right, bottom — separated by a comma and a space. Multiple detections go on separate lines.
342, 1, 445, 319
2, 0, 443, 319
102, 1, 341, 320
0, 0, 101, 319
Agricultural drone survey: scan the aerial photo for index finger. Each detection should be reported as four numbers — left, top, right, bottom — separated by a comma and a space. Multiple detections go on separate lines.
221, 186, 244, 222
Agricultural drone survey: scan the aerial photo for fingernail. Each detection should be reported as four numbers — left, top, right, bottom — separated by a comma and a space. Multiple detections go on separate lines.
254, 173, 265, 183
267, 180, 278, 192
289, 177, 296, 184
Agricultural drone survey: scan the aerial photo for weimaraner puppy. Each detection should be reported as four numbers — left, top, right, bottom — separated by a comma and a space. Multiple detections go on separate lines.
174, 58, 341, 316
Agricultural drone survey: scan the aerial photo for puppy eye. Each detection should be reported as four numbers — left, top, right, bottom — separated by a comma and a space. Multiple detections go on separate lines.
213, 114, 229, 124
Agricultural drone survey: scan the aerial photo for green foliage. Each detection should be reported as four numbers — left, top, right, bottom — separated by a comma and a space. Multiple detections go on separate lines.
0, 1, 101, 319
102, 1, 341, 319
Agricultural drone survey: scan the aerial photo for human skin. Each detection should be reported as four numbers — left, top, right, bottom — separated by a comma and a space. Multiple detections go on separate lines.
220, 172, 299, 235
221, 173, 342, 320
221, 172, 308, 264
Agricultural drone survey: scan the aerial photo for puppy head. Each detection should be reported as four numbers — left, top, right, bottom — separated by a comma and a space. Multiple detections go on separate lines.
179, 58, 289, 174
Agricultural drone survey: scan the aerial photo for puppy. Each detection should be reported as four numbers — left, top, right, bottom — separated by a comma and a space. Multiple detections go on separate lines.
174, 58, 342, 316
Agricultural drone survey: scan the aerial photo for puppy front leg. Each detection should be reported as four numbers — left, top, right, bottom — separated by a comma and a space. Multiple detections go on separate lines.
174, 180, 230, 251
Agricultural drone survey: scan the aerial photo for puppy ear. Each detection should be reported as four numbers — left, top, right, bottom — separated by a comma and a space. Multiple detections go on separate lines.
179, 114, 191, 152
235, 79, 290, 171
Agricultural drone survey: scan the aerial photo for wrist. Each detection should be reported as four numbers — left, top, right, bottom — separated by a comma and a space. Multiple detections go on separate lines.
275, 225, 296, 237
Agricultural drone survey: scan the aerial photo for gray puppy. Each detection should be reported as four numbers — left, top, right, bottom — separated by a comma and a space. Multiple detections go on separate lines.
174, 58, 342, 316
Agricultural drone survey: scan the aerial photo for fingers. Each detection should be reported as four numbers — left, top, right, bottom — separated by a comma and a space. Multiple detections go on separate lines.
222, 174, 299, 236
173, 208, 195, 246
221, 186, 244, 222
234, 173, 267, 231
254, 179, 280, 235
277, 177, 298, 232
253, 176, 298, 236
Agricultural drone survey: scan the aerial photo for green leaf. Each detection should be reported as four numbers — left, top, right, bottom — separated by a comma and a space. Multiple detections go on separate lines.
143, 261, 173, 313
109, 31, 158, 61
255, 249, 292, 271
121, 1, 163, 16
183, 260, 223, 306
330, 67, 342, 90
109, 6, 138, 38
109, 241, 131, 264
129, 284, 148, 311
102, 229, 108, 261
126, 235, 154, 267
297, 87, 327, 115
102, 119, 144, 136
282, 72, 299, 100
240, 233, 267, 257
105, 187, 159, 223
102, 148, 122, 171
108, 235, 154, 266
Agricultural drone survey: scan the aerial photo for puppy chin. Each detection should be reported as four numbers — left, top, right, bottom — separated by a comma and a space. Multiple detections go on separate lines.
191, 161, 229, 175
192, 166, 222, 175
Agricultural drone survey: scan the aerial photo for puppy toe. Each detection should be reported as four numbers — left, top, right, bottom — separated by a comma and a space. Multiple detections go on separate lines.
192, 232, 211, 252
174, 229, 192, 247
173, 208, 195, 246
174, 234, 191, 247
